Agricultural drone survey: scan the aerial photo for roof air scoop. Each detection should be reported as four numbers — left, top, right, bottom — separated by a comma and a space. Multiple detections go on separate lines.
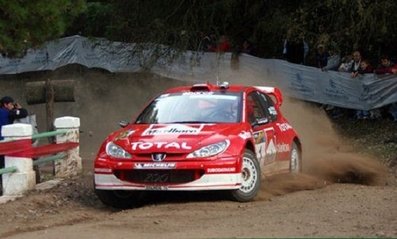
190, 83, 211, 91
218, 81, 229, 89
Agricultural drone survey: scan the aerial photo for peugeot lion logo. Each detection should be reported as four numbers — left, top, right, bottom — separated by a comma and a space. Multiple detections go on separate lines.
151, 153, 166, 162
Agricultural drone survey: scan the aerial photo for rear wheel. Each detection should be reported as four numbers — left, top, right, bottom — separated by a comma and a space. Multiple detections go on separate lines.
290, 142, 302, 173
95, 189, 144, 209
230, 149, 261, 202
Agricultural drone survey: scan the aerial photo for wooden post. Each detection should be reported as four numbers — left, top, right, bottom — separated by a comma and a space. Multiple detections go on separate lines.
45, 78, 55, 135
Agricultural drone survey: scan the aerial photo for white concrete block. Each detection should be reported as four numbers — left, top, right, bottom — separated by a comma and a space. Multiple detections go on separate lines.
5, 156, 33, 172
54, 116, 80, 128
2, 171, 36, 196
1, 123, 33, 137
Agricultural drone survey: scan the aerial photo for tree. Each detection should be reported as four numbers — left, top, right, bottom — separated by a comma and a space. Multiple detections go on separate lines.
286, 0, 397, 63
69, 1, 397, 64
0, 0, 85, 57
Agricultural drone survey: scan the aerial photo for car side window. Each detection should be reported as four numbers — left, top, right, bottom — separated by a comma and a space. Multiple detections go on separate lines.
246, 93, 268, 125
257, 92, 278, 122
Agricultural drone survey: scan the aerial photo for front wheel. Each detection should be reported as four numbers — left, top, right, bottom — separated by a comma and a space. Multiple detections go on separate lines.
95, 189, 144, 209
230, 149, 261, 202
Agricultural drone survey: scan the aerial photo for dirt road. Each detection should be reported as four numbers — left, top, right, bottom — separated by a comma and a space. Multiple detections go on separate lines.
0, 172, 396, 238
0, 67, 396, 238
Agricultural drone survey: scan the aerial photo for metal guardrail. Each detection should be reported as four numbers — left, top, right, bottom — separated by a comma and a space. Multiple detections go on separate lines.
31, 129, 68, 140
0, 129, 68, 144
33, 153, 66, 166
0, 130, 69, 174
0, 166, 17, 175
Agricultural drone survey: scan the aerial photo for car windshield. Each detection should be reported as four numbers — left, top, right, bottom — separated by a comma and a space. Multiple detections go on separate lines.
135, 91, 242, 124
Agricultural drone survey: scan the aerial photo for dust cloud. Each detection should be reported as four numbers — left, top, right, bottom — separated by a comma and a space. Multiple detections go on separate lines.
0, 64, 388, 199
257, 98, 387, 200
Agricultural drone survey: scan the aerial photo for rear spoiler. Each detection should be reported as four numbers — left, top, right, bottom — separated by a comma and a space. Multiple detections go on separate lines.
254, 86, 283, 107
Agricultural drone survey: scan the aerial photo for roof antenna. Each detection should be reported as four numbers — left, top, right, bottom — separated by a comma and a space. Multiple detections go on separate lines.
215, 52, 221, 86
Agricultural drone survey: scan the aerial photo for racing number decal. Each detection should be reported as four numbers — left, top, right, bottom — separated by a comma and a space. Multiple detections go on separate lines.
253, 130, 267, 166
254, 127, 277, 167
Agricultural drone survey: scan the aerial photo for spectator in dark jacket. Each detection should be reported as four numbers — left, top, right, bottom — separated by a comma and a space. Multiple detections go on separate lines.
0, 96, 28, 140
315, 44, 330, 70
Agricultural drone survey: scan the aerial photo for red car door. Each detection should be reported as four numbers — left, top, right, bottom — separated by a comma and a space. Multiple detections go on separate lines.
245, 92, 278, 174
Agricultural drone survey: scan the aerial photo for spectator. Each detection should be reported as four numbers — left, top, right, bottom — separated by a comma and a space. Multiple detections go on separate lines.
198, 32, 212, 51
240, 39, 256, 56
374, 55, 395, 74
0, 96, 28, 140
285, 39, 304, 64
215, 35, 231, 53
303, 37, 309, 65
358, 59, 374, 74
0, 96, 29, 192
315, 44, 330, 70
338, 54, 353, 72
374, 55, 397, 121
350, 50, 362, 78
351, 60, 376, 119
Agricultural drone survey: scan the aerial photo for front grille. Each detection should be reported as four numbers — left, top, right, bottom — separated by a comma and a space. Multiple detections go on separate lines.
114, 169, 204, 184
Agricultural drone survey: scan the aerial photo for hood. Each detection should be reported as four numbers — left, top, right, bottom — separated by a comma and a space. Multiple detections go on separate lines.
111, 123, 242, 154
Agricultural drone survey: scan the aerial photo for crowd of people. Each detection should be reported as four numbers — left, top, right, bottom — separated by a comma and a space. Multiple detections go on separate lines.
200, 32, 396, 122
199, 32, 257, 56
317, 49, 397, 121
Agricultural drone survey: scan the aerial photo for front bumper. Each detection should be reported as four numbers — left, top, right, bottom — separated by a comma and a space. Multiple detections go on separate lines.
95, 173, 242, 191
94, 157, 242, 191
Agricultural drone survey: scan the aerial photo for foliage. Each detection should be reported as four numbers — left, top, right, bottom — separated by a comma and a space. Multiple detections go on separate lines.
2, 0, 397, 64
0, 0, 85, 57
289, 0, 397, 63
71, 0, 396, 64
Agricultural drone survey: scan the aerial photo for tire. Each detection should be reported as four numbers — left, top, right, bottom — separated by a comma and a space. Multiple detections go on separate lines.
290, 142, 302, 173
230, 149, 261, 202
95, 189, 144, 209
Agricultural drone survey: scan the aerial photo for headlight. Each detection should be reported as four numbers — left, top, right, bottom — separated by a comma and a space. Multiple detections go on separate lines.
106, 142, 131, 159
186, 140, 230, 158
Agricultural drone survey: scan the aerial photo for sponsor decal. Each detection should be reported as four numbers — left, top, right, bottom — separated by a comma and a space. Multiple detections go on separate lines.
207, 167, 236, 173
131, 141, 192, 150
265, 139, 277, 162
277, 123, 293, 132
142, 124, 204, 136
134, 162, 176, 169
276, 143, 290, 153
238, 130, 252, 140
115, 129, 135, 140
268, 106, 277, 115
145, 185, 169, 190
253, 130, 267, 163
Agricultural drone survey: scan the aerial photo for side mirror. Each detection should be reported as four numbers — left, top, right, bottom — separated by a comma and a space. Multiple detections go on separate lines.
119, 120, 129, 128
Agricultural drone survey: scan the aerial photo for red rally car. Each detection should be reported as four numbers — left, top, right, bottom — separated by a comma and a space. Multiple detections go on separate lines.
94, 82, 302, 208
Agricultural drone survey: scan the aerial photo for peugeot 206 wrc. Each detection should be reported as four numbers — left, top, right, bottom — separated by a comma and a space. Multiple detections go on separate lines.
94, 82, 302, 208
